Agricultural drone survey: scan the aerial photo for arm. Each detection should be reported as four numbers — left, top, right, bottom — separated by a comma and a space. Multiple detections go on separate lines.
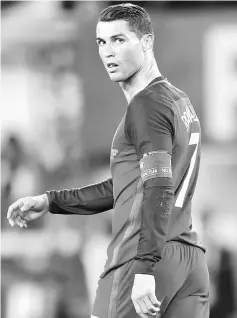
46, 178, 114, 215
125, 95, 175, 276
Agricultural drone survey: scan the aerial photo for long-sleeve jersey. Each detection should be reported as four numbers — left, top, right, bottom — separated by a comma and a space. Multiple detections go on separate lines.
46, 76, 205, 277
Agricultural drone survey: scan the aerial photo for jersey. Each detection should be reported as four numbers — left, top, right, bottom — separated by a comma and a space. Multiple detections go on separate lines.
46, 76, 204, 278
103, 76, 203, 276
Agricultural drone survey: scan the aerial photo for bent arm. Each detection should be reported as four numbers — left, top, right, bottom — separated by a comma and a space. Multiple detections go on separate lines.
46, 178, 113, 215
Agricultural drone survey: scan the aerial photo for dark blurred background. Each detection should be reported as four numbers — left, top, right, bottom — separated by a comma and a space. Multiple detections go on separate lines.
1, 1, 237, 318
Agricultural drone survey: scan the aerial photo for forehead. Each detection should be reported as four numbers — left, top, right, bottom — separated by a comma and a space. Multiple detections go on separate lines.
96, 20, 136, 39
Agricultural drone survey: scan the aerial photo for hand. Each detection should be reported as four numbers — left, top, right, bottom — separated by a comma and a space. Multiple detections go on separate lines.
131, 274, 160, 318
7, 194, 49, 228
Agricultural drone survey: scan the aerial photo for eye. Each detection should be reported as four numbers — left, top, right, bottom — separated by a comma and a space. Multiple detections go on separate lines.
115, 38, 124, 44
97, 40, 105, 46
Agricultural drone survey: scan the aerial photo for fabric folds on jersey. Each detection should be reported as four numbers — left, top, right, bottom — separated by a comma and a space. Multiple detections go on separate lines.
46, 178, 113, 215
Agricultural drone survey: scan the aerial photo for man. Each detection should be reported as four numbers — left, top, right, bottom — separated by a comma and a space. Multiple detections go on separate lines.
7, 3, 209, 318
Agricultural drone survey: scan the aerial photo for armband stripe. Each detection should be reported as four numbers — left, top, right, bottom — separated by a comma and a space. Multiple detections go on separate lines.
139, 151, 172, 182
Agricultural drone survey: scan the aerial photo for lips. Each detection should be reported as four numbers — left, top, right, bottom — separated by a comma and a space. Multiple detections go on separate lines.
107, 62, 118, 69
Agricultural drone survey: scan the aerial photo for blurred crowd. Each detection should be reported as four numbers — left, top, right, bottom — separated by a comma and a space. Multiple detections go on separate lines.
1, 1, 237, 318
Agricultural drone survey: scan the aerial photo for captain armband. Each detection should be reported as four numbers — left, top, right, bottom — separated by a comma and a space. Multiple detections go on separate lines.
139, 151, 172, 183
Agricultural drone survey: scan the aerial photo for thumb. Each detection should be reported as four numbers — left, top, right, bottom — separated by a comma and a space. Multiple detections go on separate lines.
20, 205, 30, 212
18, 201, 24, 209
20, 200, 35, 212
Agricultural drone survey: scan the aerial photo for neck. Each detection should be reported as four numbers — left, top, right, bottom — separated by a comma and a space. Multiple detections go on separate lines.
120, 56, 161, 104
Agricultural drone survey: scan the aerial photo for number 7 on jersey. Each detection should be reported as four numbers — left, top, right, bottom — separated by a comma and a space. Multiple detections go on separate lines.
175, 133, 200, 208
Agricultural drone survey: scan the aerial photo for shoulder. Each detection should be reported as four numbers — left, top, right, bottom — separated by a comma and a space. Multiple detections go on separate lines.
126, 90, 175, 126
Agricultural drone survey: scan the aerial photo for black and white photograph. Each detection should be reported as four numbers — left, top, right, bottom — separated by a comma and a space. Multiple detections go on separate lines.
1, 1, 237, 318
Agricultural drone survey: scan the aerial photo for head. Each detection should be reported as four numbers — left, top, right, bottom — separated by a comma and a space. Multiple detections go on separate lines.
96, 3, 154, 82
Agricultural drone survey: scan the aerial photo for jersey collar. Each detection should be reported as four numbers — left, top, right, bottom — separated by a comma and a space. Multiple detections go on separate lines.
145, 76, 166, 90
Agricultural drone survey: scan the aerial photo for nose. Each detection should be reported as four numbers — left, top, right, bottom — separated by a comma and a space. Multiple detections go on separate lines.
102, 43, 115, 58
106, 52, 115, 58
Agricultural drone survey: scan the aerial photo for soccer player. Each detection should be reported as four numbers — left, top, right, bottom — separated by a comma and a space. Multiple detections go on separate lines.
7, 3, 209, 318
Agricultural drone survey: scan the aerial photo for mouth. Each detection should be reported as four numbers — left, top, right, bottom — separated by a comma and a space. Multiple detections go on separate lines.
107, 62, 119, 72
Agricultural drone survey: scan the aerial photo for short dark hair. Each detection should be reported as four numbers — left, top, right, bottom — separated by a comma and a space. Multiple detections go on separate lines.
98, 3, 154, 38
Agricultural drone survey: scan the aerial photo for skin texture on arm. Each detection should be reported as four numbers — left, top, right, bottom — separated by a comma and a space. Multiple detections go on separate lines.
46, 178, 114, 215
125, 94, 175, 275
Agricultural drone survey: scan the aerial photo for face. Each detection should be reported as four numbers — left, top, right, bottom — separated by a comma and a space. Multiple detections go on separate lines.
96, 20, 145, 82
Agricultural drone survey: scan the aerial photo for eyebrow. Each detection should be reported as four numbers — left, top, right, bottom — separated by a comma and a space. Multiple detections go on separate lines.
96, 33, 126, 41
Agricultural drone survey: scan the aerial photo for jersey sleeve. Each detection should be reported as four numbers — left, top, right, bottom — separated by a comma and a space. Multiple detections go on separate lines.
46, 178, 114, 215
125, 94, 175, 275
125, 95, 175, 158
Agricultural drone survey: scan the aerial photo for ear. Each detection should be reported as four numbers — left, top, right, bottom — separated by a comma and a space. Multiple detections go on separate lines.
141, 34, 153, 52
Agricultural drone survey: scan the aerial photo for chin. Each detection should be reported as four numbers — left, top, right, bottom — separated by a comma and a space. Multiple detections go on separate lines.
108, 72, 131, 83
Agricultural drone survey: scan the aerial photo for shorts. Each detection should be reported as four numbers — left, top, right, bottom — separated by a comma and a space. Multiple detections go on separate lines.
92, 242, 209, 318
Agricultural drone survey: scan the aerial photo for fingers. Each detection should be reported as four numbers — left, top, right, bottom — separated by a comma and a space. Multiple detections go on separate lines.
144, 296, 159, 315
9, 219, 15, 227
7, 199, 29, 228
7, 197, 37, 228
133, 301, 148, 318
149, 293, 161, 309
8, 209, 20, 227
9, 214, 28, 228
15, 215, 27, 229
132, 294, 160, 318
8, 198, 37, 219
133, 299, 158, 318
7, 200, 24, 220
